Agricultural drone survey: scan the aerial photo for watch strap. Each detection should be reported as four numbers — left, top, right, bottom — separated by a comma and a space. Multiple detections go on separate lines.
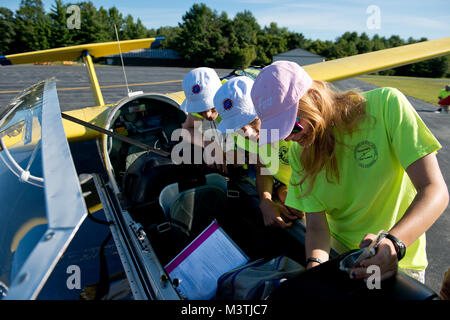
386, 233, 406, 261
306, 257, 324, 266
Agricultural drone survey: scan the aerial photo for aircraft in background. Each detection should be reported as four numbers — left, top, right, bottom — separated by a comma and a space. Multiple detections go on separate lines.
0, 36, 449, 300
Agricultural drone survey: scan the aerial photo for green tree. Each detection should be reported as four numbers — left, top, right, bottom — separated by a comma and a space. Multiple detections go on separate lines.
394, 56, 448, 78
13, 0, 52, 53
153, 26, 181, 49
233, 10, 259, 45
96, 6, 113, 41
172, 3, 227, 66
371, 34, 386, 51
69, 2, 111, 45
49, 0, 72, 48
122, 15, 147, 39
254, 31, 287, 66
0, 7, 16, 54
263, 22, 288, 37
314, 40, 337, 60
4, 0, 446, 77
306, 40, 327, 56
338, 31, 359, 43
334, 38, 358, 57
356, 32, 373, 54
222, 10, 260, 68
387, 35, 404, 48
286, 31, 306, 51
107, 6, 124, 40
227, 44, 257, 68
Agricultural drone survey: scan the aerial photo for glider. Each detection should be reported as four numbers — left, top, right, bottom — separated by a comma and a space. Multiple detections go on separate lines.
0, 36, 449, 300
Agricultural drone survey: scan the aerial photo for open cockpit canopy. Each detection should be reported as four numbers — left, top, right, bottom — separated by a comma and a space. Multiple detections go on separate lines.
0, 79, 88, 300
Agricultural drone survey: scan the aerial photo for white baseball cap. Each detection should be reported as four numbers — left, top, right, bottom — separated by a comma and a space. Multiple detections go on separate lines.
214, 76, 257, 133
180, 67, 222, 113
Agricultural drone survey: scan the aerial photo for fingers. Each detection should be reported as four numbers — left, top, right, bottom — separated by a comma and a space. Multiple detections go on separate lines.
350, 240, 398, 281
349, 267, 369, 280
286, 206, 305, 219
274, 216, 293, 228
261, 204, 292, 228
360, 240, 397, 267
279, 205, 298, 220
349, 266, 396, 282
260, 198, 299, 228
359, 233, 376, 249
263, 214, 292, 228
359, 239, 372, 249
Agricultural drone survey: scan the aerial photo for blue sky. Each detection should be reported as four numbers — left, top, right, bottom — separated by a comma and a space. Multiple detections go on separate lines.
3, 0, 450, 41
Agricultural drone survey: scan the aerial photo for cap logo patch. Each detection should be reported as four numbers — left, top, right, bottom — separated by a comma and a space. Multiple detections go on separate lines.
257, 96, 272, 111
192, 84, 201, 94
223, 98, 233, 110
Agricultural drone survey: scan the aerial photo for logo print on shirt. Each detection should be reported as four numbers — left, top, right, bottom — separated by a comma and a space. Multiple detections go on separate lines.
279, 146, 289, 165
192, 84, 201, 94
354, 141, 378, 168
223, 98, 233, 110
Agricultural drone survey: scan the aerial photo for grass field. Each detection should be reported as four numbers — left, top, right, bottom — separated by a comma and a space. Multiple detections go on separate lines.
356, 75, 450, 105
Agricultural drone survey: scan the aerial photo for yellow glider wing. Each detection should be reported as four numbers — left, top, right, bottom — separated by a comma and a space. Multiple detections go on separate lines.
62, 105, 112, 142
0, 37, 163, 65
304, 37, 450, 82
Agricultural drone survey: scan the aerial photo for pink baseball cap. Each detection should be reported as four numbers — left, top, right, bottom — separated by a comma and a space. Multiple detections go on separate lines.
251, 61, 312, 145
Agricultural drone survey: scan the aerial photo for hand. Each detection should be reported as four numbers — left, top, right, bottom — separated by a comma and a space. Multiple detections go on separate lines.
204, 141, 228, 174
259, 198, 298, 228
285, 206, 305, 220
349, 233, 398, 281
275, 185, 305, 219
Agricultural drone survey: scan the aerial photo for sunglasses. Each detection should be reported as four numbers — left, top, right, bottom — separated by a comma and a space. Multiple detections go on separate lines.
291, 118, 304, 134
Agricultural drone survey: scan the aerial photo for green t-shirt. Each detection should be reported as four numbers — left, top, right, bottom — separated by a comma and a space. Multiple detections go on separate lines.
233, 134, 293, 186
438, 89, 450, 100
192, 112, 222, 123
285, 87, 441, 271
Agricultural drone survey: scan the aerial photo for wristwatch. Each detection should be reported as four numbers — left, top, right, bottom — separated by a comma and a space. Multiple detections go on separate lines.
386, 233, 406, 261
306, 257, 324, 266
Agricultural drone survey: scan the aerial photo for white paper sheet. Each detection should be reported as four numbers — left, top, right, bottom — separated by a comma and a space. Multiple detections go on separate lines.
165, 220, 249, 300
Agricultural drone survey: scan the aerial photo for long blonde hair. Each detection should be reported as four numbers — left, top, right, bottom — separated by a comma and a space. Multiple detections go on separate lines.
293, 80, 368, 196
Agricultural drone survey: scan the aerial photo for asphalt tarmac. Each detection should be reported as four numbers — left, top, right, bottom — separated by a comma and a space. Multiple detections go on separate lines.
0, 64, 448, 295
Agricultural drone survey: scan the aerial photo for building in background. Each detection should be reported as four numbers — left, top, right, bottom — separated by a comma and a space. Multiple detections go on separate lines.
103, 49, 183, 67
273, 48, 324, 66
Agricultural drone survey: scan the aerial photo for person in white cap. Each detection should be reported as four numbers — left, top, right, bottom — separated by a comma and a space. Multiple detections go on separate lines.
215, 76, 259, 138
178, 67, 230, 173
181, 67, 222, 138
251, 60, 448, 284
214, 76, 303, 229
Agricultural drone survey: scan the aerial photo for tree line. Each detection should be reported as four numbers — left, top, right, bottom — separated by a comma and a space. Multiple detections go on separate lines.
1, 0, 448, 77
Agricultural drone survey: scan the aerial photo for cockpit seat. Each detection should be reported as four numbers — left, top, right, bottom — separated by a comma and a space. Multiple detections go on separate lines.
159, 173, 228, 218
